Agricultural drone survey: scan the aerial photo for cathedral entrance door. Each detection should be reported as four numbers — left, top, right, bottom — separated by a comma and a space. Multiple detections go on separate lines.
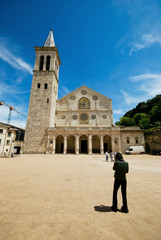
104, 143, 107, 153
81, 140, 87, 153
61, 143, 64, 153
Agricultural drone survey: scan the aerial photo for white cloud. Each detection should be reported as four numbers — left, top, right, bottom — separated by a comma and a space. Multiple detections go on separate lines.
113, 109, 123, 114
58, 85, 71, 98
130, 73, 161, 96
9, 119, 26, 129
121, 90, 144, 105
62, 86, 70, 94
0, 104, 26, 128
0, 40, 33, 74
121, 73, 161, 105
0, 82, 30, 100
128, 33, 161, 55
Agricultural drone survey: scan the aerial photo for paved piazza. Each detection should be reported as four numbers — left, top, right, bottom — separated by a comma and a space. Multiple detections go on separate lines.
0, 154, 161, 240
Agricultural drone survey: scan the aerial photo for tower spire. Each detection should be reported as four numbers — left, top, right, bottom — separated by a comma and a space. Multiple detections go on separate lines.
43, 29, 55, 47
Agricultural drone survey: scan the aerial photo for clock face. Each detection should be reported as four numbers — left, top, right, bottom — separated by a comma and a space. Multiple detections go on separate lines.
78, 97, 90, 109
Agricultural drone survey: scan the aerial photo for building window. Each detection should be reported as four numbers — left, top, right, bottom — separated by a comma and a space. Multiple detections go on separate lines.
46, 56, 50, 70
0, 139, 1, 145
6, 149, 8, 152
47, 98, 49, 103
8, 131, 11, 137
37, 83, 41, 88
136, 138, 139, 144
91, 115, 96, 119
0, 129, 3, 134
39, 55, 44, 70
44, 83, 48, 89
126, 138, 130, 144
80, 113, 88, 121
78, 97, 90, 109
6, 140, 10, 145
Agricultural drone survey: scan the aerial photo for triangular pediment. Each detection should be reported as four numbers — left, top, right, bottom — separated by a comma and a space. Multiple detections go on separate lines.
57, 85, 111, 102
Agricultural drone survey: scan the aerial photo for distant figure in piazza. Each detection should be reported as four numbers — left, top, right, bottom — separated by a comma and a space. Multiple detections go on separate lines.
111, 152, 129, 213
110, 152, 114, 162
105, 152, 109, 161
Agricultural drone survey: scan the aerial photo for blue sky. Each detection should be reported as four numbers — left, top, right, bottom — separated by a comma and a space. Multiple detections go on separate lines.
0, 0, 161, 128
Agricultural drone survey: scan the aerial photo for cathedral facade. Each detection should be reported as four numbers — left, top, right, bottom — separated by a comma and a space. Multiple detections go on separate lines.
24, 30, 145, 154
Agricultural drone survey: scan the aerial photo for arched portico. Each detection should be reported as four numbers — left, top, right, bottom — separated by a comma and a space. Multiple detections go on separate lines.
92, 135, 100, 153
67, 135, 75, 154
47, 130, 118, 155
55, 135, 64, 153
103, 135, 112, 153
79, 135, 88, 153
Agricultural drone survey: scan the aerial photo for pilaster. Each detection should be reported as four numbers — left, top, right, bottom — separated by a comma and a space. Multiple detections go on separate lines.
64, 135, 67, 154
88, 134, 92, 154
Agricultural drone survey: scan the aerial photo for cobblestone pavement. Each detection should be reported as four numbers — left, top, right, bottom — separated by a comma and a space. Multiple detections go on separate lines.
0, 154, 161, 240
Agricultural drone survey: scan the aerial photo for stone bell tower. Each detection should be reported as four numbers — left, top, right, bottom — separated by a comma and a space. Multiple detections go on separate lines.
24, 29, 61, 153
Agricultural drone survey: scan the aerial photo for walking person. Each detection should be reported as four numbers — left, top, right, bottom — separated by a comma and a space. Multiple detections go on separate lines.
110, 152, 114, 162
111, 152, 129, 213
105, 152, 108, 161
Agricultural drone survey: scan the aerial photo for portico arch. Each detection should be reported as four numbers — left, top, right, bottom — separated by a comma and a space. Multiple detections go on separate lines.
79, 135, 88, 153
56, 135, 64, 153
67, 135, 75, 154
103, 135, 112, 153
92, 135, 100, 153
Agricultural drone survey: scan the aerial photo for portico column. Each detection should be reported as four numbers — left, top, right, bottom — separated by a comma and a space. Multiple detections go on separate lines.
52, 135, 56, 154
88, 134, 92, 154
75, 135, 79, 154
64, 135, 67, 154
46, 135, 50, 154
100, 135, 104, 154
117, 134, 122, 153
111, 135, 115, 152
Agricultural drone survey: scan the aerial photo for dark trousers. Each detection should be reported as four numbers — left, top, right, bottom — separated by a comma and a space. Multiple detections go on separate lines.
112, 178, 128, 210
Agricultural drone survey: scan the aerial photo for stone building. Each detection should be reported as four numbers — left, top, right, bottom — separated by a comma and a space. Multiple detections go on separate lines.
24, 30, 145, 154
0, 122, 25, 156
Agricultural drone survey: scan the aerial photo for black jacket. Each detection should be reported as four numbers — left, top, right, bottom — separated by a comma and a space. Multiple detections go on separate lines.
113, 160, 129, 180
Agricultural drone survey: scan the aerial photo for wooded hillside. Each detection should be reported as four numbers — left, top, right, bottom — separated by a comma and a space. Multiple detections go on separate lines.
115, 94, 161, 129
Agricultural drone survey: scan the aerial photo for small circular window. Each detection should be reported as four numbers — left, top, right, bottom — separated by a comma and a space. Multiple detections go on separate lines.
81, 90, 87, 95
102, 115, 107, 119
70, 95, 76, 100
62, 115, 66, 119
73, 115, 77, 120
91, 115, 96, 119
93, 95, 98, 100
80, 113, 88, 121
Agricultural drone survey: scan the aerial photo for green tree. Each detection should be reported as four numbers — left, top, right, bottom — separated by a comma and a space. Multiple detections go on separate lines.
133, 113, 148, 125
133, 113, 151, 129
138, 117, 151, 129
115, 117, 135, 126
149, 99, 161, 124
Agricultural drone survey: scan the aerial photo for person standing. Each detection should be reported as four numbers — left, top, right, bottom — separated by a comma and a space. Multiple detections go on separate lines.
110, 152, 114, 162
111, 152, 129, 213
105, 152, 108, 161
